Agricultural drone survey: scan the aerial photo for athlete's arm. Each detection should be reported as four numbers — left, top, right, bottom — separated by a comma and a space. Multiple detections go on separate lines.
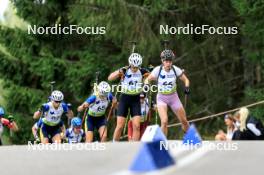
144, 73, 156, 84
108, 68, 126, 81
108, 66, 128, 81
78, 95, 96, 112
108, 70, 121, 81
33, 104, 48, 119
33, 111, 41, 119
77, 102, 90, 112
179, 73, 190, 87
143, 72, 150, 80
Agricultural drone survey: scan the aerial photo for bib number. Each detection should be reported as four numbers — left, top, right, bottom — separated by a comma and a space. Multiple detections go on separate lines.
97, 106, 106, 112
50, 116, 58, 122
162, 81, 173, 91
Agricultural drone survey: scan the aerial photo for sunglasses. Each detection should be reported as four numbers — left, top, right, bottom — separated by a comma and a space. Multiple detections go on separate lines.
54, 101, 62, 104
74, 126, 82, 129
131, 66, 139, 70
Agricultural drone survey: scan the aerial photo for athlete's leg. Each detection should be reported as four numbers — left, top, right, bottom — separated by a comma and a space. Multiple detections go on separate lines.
127, 120, 133, 141
130, 95, 142, 141
170, 93, 189, 132
114, 94, 129, 141
40, 124, 51, 144
52, 133, 62, 143
98, 125, 107, 142
51, 124, 62, 143
173, 108, 189, 132
41, 137, 49, 144
40, 129, 47, 143
113, 116, 126, 141
97, 116, 107, 142
86, 131, 94, 142
139, 121, 148, 138
131, 116, 141, 141
85, 115, 94, 143
158, 105, 169, 136
157, 94, 169, 136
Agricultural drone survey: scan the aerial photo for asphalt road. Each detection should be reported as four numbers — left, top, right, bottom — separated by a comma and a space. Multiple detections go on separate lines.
0, 141, 263, 175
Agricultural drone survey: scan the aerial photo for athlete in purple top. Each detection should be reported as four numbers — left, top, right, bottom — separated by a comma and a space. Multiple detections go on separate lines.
144, 49, 190, 136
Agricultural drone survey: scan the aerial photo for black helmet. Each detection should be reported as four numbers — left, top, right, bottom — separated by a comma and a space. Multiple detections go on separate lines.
160, 49, 175, 61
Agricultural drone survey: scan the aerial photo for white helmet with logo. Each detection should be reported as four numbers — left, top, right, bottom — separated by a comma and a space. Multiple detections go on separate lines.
128, 53, 142, 67
51, 90, 64, 101
98, 81, 111, 96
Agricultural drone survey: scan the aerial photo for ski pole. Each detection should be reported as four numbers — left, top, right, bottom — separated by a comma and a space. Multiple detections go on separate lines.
50, 81, 56, 93
129, 41, 137, 53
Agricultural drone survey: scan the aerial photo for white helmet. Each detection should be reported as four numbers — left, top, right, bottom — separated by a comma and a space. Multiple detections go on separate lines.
128, 53, 142, 67
51, 90, 64, 101
98, 81, 111, 96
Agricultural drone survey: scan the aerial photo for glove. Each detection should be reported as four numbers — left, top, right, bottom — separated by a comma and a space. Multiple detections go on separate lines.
119, 66, 128, 74
147, 64, 154, 72
67, 103, 72, 109
184, 87, 190, 95
7, 115, 14, 122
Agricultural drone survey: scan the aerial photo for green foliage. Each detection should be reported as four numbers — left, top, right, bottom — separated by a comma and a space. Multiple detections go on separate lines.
232, 0, 264, 62
232, 0, 264, 122
244, 88, 264, 121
